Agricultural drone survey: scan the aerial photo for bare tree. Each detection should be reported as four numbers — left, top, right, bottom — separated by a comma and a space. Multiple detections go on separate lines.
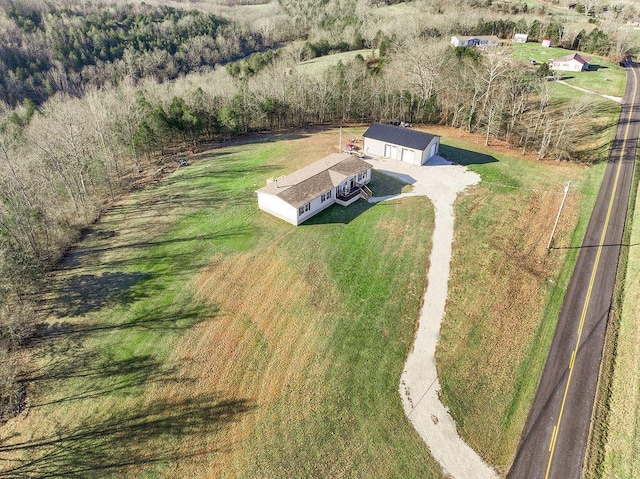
390, 39, 450, 105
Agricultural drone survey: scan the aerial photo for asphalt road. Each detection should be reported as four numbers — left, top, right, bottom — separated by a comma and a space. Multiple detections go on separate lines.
507, 61, 640, 479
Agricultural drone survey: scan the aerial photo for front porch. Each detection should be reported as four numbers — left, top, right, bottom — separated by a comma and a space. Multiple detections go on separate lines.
335, 184, 372, 206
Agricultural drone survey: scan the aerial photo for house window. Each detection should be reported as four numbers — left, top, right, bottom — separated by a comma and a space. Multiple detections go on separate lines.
298, 202, 311, 215
321, 190, 332, 203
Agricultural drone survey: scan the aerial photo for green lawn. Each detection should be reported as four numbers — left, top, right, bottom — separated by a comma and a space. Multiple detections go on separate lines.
298, 48, 378, 73
0, 124, 616, 478
437, 134, 607, 474
513, 43, 627, 98
1, 132, 442, 478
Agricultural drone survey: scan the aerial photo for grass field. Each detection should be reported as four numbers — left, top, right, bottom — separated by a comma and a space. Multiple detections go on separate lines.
601, 162, 640, 478
434, 127, 607, 474
0, 124, 612, 478
512, 43, 627, 98
0, 128, 444, 478
298, 49, 378, 73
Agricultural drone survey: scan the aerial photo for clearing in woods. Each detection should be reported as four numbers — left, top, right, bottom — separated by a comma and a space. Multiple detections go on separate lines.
0, 128, 442, 478
0, 125, 604, 478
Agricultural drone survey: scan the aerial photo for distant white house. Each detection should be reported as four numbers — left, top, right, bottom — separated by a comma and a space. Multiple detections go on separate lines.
256, 153, 372, 225
541, 38, 552, 47
363, 123, 440, 166
451, 35, 500, 48
550, 53, 590, 72
514, 33, 528, 43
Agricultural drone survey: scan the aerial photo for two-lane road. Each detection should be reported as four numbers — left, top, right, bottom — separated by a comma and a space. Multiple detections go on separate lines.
508, 61, 640, 479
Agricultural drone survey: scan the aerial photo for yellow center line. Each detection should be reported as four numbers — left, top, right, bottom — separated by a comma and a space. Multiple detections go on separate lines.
544, 65, 639, 479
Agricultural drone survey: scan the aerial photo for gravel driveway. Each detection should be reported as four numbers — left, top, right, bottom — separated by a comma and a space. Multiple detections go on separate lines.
368, 156, 499, 479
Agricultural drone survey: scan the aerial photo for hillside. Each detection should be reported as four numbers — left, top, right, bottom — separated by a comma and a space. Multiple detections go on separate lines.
1, 0, 639, 476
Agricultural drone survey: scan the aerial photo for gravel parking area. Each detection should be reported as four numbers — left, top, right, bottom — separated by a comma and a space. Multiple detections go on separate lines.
368, 156, 498, 479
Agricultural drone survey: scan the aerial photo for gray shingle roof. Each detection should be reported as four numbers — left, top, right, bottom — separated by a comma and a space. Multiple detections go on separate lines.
453, 35, 500, 43
363, 123, 439, 151
257, 153, 371, 208
552, 53, 590, 64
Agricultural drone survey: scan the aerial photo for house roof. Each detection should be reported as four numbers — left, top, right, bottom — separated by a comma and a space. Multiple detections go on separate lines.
552, 53, 590, 64
256, 153, 371, 208
452, 35, 500, 43
363, 123, 439, 151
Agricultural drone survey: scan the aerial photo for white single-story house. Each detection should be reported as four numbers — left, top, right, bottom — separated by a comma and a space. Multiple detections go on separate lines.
541, 38, 552, 47
550, 53, 590, 72
363, 123, 440, 166
256, 153, 372, 225
513, 33, 528, 43
451, 35, 500, 48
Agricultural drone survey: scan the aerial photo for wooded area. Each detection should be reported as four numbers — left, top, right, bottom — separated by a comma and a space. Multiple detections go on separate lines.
0, 1, 268, 106
0, 0, 637, 422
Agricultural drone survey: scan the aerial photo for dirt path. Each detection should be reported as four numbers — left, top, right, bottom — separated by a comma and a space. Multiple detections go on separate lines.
368, 156, 499, 479
556, 80, 622, 103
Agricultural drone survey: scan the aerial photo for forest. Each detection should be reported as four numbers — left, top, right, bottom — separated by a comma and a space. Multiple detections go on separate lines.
0, 1, 268, 106
0, 0, 638, 421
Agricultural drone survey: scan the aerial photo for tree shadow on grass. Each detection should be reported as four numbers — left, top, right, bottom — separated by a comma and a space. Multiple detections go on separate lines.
62, 228, 252, 270
29, 302, 213, 356
163, 162, 279, 186
567, 102, 634, 163
0, 394, 253, 478
46, 223, 252, 318
51, 272, 152, 318
439, 144, 499, 165
24, 298, 212, 368
25, 352, 183, 408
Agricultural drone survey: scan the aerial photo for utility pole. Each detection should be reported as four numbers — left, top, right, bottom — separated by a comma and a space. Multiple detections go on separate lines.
548, 180, 572, 251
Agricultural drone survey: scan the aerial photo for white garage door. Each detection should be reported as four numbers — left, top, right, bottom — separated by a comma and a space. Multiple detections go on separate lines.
402, 148, 415, 163
384, 144, 398, 159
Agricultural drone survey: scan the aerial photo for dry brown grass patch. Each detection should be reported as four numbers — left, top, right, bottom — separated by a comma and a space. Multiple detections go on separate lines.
439, 177, 583, 467
163, 246, 339, 476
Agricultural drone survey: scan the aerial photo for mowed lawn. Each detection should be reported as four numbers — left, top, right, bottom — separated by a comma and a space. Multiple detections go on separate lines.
1, 129, 443, 478
512, 43, 627, 98
0, 124, 612, 478
435, 129, 607, 474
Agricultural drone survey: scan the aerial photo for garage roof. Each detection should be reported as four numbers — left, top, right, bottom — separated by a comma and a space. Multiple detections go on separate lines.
363, 123, 439, 151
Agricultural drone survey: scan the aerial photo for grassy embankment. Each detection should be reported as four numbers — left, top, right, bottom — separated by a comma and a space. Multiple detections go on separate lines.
598, 154, 640, 479
0, 128, 444, 478
435, 131, 608, 475
434, 45, 622, 475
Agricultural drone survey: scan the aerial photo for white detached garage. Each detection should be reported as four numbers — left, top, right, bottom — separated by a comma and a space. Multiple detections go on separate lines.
362, 123, 440, 166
